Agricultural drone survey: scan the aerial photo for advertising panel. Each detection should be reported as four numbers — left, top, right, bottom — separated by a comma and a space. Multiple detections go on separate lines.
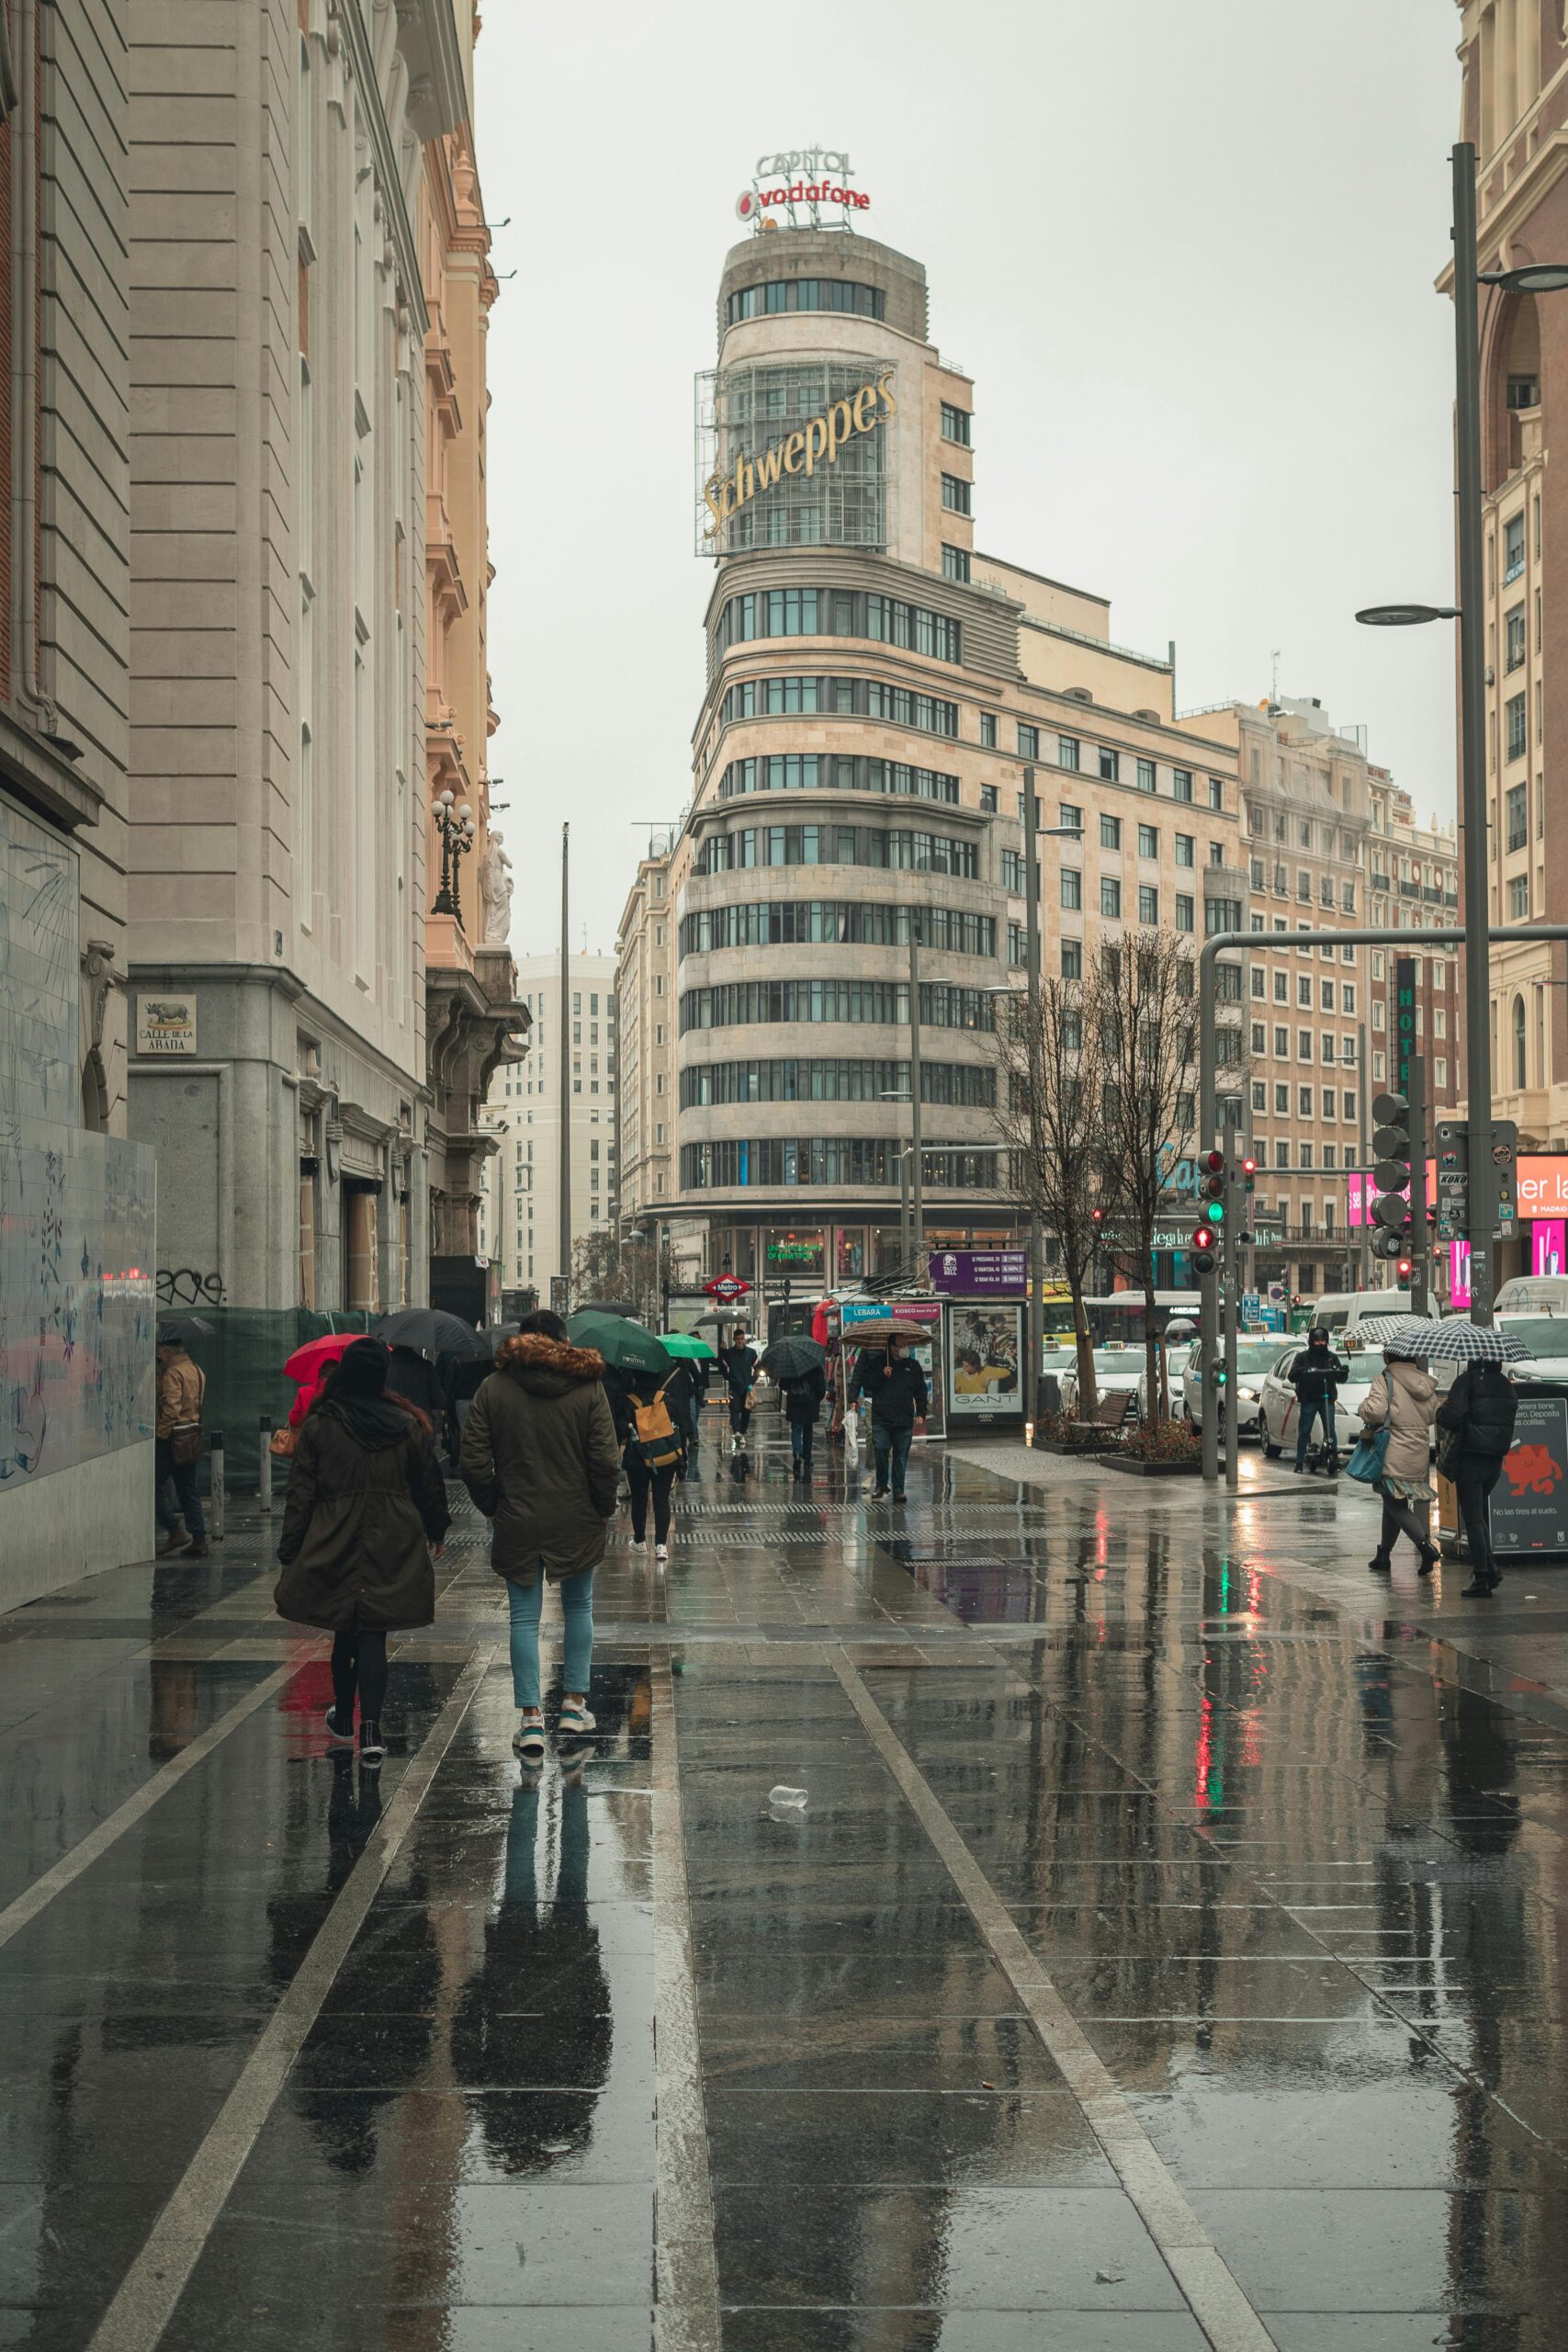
1490, 1390, 1568, 1556
946, 1304, 1025, 1422
928, 1248, 1027, 1297
840, 1296, 945, 1440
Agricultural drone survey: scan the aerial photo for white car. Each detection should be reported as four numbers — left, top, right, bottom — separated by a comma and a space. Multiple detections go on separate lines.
1058, 1343, 1145, 1420
1496, 1311, 1568, 1384
1164, 1337, 1282, 1438
1258, 1341, 1377, 1460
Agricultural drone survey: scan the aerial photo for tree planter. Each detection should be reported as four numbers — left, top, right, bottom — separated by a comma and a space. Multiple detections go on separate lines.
1093, 1451, 1203, 1477
1033, 1439, 1107, 1459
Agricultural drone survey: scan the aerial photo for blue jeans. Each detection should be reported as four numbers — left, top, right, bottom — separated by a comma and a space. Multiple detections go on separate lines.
1295, 1396, 1334, 1466
155, 1438, 206, 1537
508, 1571, 594, 1708
873, 1424, 914, 1494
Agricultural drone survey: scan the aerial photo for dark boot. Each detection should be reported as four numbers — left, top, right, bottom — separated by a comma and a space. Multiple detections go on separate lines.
155, 1524, 187, 1556
1460, 1576, 1494, 1599
1369, 1555, 1393, 1576
359, 1719, 386, 1763
180, 1535, 210, 1559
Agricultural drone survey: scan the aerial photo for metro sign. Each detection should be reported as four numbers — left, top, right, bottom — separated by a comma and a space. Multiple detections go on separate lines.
705, 1275, 752, 1302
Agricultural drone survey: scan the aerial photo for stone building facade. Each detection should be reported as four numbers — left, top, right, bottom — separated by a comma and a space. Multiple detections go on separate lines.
124, 0, 475, 1315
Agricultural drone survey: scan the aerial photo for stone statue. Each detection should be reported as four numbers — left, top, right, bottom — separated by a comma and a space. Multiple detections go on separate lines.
479, 829, 513, 944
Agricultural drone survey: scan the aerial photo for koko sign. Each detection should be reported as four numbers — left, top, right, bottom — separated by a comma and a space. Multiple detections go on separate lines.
701, 370, 896, 542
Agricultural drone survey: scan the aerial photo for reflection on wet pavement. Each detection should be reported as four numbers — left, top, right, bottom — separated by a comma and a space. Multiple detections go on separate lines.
0, 1413, 1565, 2348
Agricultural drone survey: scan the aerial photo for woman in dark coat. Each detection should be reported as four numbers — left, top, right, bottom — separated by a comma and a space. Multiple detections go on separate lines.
782, 1363, 827, 1478
275, 1338, 449, 1763
1436, 1359, 1519, 1597
460, 1311, 620, 1759
720, 1334, 758, 1451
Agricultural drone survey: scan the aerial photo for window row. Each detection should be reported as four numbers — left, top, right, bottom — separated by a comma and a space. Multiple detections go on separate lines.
1249, 1023, 1360, 1065
694, 823, 980, 877
678, 980, 998, 1035
716, 753, 961, 807
721, 674, 960, 738
681, 1138, 999, 1190
725, 278, 886, 325
1249, 969, 1359, 1012
1250, 1083, 1362, 1123
717, 587, 962, 664
679, 901, 995, 958
679, 1057, 996, 1108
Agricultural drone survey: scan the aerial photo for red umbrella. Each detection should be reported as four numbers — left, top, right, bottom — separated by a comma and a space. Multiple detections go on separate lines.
283, 1333, 363, 1385
811, 1300, 831, 1346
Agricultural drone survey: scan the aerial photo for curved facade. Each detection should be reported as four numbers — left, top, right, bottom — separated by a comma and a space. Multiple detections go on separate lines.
619, 225, 1246, 1296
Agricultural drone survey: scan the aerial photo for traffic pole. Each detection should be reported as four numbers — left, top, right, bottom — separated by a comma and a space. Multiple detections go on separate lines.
209, 1429, 226, 1543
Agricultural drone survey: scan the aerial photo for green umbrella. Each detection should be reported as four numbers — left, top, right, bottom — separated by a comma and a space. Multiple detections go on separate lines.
660, 1332, 717, 1360
567, 1311, 672, 1374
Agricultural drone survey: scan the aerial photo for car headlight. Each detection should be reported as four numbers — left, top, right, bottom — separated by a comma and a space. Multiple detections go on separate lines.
1237, 1387, 1258, 1402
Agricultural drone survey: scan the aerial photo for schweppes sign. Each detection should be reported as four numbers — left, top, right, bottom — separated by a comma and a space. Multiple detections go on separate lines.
703, 368, 896, 541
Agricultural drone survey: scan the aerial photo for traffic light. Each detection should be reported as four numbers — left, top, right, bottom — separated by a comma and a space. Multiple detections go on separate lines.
1190, 1224, 1219, 1273
1369, 1090, 1413, 1264
1395, 1256, 1414, 1285
1198, 1148, 1226, 1229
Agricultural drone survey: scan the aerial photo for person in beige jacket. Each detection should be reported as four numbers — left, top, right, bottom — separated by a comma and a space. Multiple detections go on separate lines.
1359, 1350, 1439, 1577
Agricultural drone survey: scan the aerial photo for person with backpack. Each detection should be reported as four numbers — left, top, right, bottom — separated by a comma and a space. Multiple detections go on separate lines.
622, 1363, 689, 1558
782, 1362, 827, 1478
460, 1311, 620, 1758
720, 1333, 758, 1453
1287, 1328, 1348, 1472
275, 1339, 449, 1763
1435, 1357, 1519, 1597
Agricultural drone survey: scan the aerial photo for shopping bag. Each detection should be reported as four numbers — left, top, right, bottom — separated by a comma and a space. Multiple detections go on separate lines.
1344, 1426, 1389, 1486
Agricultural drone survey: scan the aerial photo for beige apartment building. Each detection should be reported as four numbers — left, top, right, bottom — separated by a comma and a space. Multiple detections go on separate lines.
485, 952, 618, 1300
617, 224, 1246, 1299
125, 0, 472, 1313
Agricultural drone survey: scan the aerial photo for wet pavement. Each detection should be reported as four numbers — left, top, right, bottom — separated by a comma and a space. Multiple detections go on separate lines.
3, 1410, 1568, 2349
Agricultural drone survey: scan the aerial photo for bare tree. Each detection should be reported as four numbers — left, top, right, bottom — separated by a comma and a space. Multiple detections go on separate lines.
989, 974, 1107, 1418
1089, 933, 1202, 1428
569, 1229, 664, 1324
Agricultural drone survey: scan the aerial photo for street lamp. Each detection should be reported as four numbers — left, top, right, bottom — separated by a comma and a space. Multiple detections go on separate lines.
1350, 147, 1568, 1322
431, 788, 477, 919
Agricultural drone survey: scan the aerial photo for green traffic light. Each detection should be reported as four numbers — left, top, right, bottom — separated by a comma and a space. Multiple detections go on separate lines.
1206, 1203, 1224, 1223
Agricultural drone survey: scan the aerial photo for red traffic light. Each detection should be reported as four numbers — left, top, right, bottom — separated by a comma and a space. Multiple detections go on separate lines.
1396, 1257, 1414, 1282
1090, 1207, 1104, 1227
1190, 1227, 1215, 1253
1203, 1149, 1225, 1174
1240, 1157, 1258, 1178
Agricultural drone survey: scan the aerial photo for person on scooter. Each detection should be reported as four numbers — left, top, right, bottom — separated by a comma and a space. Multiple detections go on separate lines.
1287, 1327, 1348, 1473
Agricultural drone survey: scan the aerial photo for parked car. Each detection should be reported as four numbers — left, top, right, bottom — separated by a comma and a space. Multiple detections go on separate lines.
1163, 1337, 1283, 1438
1308, 1289, 1444, 1345
1495, 1276, 1568, 1316
1058, 1342, 1145, 1420
1496, 1311, 1568, 1383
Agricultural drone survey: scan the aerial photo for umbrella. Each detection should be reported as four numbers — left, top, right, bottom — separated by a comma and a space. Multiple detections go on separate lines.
760, 1335, 827, 1380
372, 1307, 489, 1361
840, 1317, 929, 1345
1417, 1321, 1536, 1365
566, 1311, 671, 1374
694, 1310, 750, 1329
282, 1332, 362, 1385
659, 1332, 716, 1360
578, 1298, 639, 1320
156, 1311, 216, 1343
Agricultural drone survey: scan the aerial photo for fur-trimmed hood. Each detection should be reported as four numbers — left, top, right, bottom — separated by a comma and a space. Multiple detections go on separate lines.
494, 1332, 606, 1397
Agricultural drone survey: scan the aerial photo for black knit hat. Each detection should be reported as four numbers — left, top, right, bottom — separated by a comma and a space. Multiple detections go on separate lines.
333, 1339, 390, 1400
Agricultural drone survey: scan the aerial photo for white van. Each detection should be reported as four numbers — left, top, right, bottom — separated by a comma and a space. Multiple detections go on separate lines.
1309, 1290, 1444, 1356
1495, 1275, 1568, 1316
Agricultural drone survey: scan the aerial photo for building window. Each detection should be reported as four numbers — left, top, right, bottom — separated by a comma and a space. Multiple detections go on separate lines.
979, 784, 998, 813
1061, 869, 1082, 910
1506, 781, 1529, 850
1058, 802, 1082, 833
1138, 823, 1157, 858
941, 401, 971, 446
1506, 605, 1527, 671
1273, 1082, 1290, 1114
1098, 746, 1120, 782
1251, 1081, 1266, 1111
1100, 813, 1121, 849
1136, 757, 1156, 794
941, 472, 972, 514
1298, 1029, 1313, 1060
1061, 940, 1082, 978
1173, 768, 1194, 803
1508, 873, 1529, 919
1175, 894, 1194, 933
1018, 723, 1039, 758
1505, 512, 1526, 583
942, 543, 971, 582
1208, 777, 1224, 810
726, 278, 886, 324
1057, 734, 1080, 771
978, 710, 997, 748
1514, 994, 1528, 1088
1174, 833, 1193, 867
1138, 885, 1158, 925
1100, 876, 1122, 919
1506, 693, 1528, 763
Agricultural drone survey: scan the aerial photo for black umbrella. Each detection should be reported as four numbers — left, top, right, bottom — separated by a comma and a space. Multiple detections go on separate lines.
156, 1311, 216, 1344
578, 1299, 639, 1320
760, 1336, 827, 1380
373, 1307, 489, 1361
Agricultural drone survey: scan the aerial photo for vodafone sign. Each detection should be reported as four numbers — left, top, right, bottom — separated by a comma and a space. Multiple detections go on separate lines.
737, 147, 869, 226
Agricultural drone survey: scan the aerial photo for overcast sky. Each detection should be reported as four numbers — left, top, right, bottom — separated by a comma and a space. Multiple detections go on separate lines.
474, 0, 1461, 956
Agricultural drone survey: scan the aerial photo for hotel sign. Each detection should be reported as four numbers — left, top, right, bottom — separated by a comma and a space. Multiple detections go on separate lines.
702, 369, 896, 542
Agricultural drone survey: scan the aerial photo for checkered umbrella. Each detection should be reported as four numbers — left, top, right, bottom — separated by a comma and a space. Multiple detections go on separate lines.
1353, 1315, 1533, 1363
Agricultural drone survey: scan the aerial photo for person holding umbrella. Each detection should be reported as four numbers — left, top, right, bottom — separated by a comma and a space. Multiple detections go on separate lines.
1426, 1320, 1531, 1598
719, 1329, 759, 1453
851, 1324, 929, 1501
660, 1332, 716, 1478
761, 1334, 828, 1479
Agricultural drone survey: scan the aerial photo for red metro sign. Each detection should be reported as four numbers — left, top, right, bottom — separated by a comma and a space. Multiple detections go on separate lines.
705, 1275, 752, 1302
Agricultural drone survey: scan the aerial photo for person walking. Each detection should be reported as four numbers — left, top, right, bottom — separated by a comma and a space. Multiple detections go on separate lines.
154, 1339, 209, 1558
854, 1338, 928, 1501
622, 1363, 687, 1558
1436, 1357, 1518, 1598
782, 1362, 826, 1477
460, 1310, 620, 1759
275, 1338, 449, 1762
720, 1332, 758, 1453
1287, 1327, 1347, 1473
1359, 1347, 1440, 1577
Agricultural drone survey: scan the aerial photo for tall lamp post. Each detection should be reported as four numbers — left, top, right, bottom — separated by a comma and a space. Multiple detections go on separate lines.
1357, 141, 1568, 1323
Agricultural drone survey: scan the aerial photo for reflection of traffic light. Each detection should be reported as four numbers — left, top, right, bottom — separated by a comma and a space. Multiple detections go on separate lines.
1369, 1090, 1413, 1263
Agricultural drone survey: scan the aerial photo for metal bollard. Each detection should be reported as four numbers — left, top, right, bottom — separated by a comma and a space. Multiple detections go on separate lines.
259, 1415, 273, 1514
209, 1429, 226, 1543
